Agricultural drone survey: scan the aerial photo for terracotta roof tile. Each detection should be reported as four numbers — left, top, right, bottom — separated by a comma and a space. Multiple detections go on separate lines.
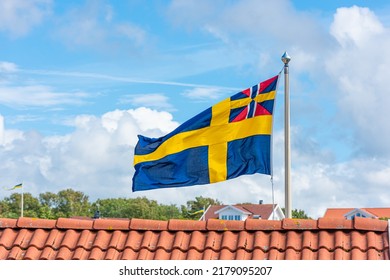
220, 231, 238, 251
186, 248, 203, 260
285, 231, 302, 250
76, 229, 96, 249
0, 217, 388, 260
204, 231, 222, 251
318, 217, 353, 229
40, 247, 55, 260
107, 230, 127, 250
89, 247, 105, 260
8, 246, 24, 260
130, 219, 168, 231
245, 219, 282, 230
16, 217, 56, 229
123, 230, 143, 251
56, 246, 73, 260
13, 229, 34, 249
72, 247, 88, 260
104, 247, 120, 260
253, 231, 271, 251
121, 247, 138, 260
56, 218, 93, 229
24, 246, 41, 260
61, 229, 80, 249
282, 218, 317, 230
354, 217, 388, 231
188, 230, 206, 251
44, 229, 63, 249
0, 218, 17, 228
168, 219, 206, 231
172, 231, 191, 250
0, 228, 18, 248
92, 219, 130, 230
236, 231, 253, 250
0, 246, 9, 259
28, 229, 49, 249
207, 219, 244, 231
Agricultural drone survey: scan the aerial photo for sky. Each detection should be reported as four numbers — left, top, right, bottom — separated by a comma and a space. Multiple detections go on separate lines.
1, 0, 390, 218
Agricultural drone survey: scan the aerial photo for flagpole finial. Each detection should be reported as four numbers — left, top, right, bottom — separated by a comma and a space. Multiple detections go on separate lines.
281, 51, 291, 65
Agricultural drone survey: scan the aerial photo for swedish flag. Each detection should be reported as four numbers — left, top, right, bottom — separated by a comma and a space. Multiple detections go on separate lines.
132, 75, 279, 191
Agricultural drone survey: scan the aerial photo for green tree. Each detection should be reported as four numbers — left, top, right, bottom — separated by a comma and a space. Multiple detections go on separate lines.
181, 196, 222, 220
282, 208, 311, 219
38, 191, 59, 219
292, 209, 311, 219
55, 189, 91, 218
92, 197, 182, 220
0, 193, 40, 218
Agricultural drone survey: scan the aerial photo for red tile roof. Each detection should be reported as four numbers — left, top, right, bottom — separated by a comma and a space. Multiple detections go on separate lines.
324, 208, 390, 219
0, 217, 388, 260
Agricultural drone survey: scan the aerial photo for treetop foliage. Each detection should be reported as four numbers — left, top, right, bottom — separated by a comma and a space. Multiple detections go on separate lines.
0, 188, 310, 220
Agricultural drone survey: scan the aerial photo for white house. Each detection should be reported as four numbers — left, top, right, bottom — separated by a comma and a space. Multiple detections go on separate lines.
200, 203, 285, 221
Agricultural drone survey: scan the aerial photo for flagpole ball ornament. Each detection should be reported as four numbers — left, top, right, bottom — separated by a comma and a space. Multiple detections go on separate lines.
281, 52, 291, 65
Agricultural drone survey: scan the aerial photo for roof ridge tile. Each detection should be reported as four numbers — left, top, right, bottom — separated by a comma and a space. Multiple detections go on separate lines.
353, 217, 388, 231
245, 219, 282, 230
318, 218, 354, 229
0, 218, 17, 228
168, 219, 206, 231
207, 219, 245, 231
93, 219, 130, 230
17, 217, 56, 229
130, 219, 168, 231
282, 219, 318, 230
56, 218, 94, 230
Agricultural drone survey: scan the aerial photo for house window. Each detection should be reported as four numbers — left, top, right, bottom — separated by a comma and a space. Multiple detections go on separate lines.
220, 214, 242, 220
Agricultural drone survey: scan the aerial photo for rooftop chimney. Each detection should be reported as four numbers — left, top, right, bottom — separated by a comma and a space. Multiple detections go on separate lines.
259, 200, 263, 204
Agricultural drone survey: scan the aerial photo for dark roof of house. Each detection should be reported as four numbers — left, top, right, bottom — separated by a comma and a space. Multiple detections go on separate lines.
324, 208, 390, 219
203, 204, 277, 220
0, 217, 388, 260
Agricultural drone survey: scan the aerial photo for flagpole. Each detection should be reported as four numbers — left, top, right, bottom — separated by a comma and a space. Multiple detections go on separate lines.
21, 185, 24, 217
281, 52, 292, 219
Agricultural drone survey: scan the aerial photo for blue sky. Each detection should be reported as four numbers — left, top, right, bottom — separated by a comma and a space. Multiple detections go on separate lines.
1, 0, 390, 218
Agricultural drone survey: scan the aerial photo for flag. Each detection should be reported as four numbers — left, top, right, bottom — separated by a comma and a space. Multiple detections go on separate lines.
189, 209, 205, 216
4, 183, 23, 191
132, 74, 280, 191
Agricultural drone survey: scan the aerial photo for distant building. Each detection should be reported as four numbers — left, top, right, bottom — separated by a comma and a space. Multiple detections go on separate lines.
324, 208, 390, 220
200, 203, 284, 221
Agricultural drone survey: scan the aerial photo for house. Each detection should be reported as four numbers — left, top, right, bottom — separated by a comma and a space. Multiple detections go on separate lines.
201, 203, 284, 221
0, 216, 388, 260
324, 208, 390, 220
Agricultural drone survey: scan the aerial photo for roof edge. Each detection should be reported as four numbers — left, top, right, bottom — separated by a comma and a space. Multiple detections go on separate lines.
0, 217, 388, 232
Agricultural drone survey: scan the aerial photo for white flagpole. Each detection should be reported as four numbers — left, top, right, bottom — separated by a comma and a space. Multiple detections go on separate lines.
21, 185, 24, 217
281, 52, 292, 218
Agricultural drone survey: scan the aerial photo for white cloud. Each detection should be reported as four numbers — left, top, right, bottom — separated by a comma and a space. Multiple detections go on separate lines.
330, 6, 384, 48
0, 85, 89, 108
182, 87, 224, 101
0, 0, 52, 37
0, 115, 4, 145
326, 6, 390, 156
167, 0, 331, 53
0, 108, 178, 200
55, 1, 147, 51
119, 93, 174, 111
0, 61, 18, 73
